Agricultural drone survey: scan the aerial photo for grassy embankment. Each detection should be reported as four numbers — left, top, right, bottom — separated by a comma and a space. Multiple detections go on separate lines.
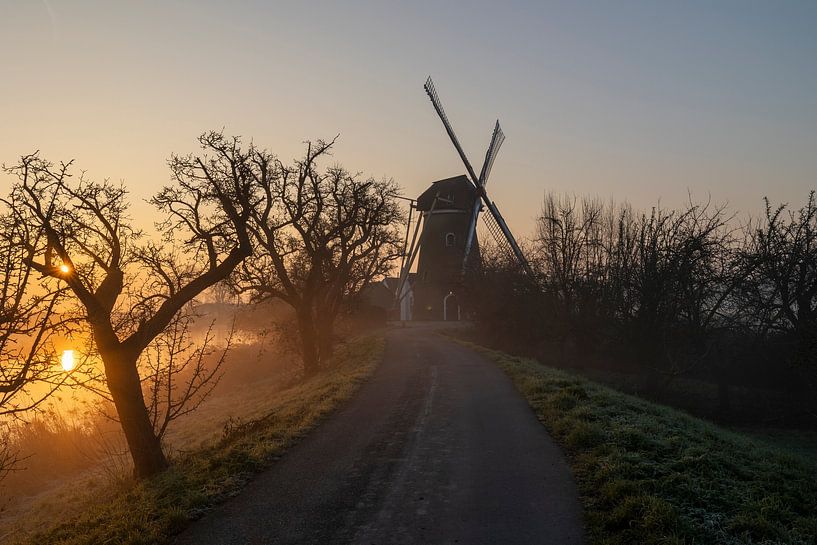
10, 334, 384, 545
466, 342, 817, 545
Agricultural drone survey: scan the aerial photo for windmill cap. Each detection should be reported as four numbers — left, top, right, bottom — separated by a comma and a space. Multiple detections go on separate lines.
416, 175, 477, 211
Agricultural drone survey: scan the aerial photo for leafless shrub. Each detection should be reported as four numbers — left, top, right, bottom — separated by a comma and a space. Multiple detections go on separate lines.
141, 306, 232, 442
741, 192, 817, 387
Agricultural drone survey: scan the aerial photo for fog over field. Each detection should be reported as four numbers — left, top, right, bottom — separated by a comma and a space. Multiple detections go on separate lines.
0, 300, 298, 535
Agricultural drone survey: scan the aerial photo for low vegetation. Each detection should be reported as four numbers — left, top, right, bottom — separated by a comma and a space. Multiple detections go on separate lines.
5, 334, 383, 545
469, 342, 817, 545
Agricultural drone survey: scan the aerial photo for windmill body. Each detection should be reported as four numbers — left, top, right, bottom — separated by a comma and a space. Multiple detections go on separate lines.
392, 77, 533, 321
413, 175, 480, 321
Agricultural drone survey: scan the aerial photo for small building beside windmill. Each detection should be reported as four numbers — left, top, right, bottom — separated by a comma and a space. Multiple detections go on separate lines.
412, 175, 479, 321
358, 274, 415, 321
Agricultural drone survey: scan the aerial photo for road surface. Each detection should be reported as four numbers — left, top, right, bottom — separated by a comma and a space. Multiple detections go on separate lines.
175, 323, 585, 545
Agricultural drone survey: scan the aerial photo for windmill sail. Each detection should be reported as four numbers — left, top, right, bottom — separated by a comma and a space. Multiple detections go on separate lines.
424, 77, 480, 185
482, 208, 516, 263
478, 121, 505, 187
424, 76, 533, 277
483, 198, 534, 276
462, 121, 505, 274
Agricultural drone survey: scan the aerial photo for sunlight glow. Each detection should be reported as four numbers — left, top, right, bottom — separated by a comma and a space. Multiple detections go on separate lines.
60, 350, 76, 372
59, 264, 71, 274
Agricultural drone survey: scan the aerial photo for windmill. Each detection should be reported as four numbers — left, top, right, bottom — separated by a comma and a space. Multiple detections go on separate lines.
394, 76, 533, 321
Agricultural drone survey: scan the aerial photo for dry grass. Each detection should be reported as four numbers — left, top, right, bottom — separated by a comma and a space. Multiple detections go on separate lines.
2, 333, 383, 545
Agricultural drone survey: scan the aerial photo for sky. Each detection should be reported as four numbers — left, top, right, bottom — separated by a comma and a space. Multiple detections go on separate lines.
1, 0, 816, 238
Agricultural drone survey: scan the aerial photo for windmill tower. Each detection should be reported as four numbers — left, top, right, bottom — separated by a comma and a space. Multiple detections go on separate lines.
395, 77, 534, 321
412, 174, 479, 320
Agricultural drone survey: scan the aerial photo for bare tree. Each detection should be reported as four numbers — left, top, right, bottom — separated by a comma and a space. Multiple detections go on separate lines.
534, 194, 608, 360
83, 304, 232, 445
207, 279, 237, 305
238, 139, 403, 374
142, 306, 232, 441
494, 192, 740, 387
536, 194, 605, 310
605, 199, 736, 386
742, 193, 817, 385
2, 132, 254, 478
0, 196, 76, 485
0, 200, 73, 417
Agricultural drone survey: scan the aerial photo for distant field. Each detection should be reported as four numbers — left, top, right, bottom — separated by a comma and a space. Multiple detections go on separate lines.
3, 333, 384, 545
466, 341, 817, 545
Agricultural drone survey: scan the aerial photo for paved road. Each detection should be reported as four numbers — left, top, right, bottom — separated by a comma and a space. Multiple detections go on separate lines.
175, 324, 585, 545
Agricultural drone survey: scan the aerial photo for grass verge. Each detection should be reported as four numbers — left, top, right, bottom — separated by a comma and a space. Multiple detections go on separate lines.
11, 333, 384, 545
466, 342, 817, 545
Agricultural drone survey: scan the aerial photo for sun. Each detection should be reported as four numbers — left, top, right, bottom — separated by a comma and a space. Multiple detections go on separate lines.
60, 349, 76, 372
59, 264, 71, 274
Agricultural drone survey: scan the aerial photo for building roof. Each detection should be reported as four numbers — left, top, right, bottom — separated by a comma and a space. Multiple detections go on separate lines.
359, 275, 415, 309
416, 175, 477, 212
383, 274, 415, 292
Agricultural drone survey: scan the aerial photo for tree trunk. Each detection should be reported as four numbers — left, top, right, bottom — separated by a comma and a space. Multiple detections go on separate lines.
101, 348, 168, 479
296, 309, 320, 376
316, 314, 335, 363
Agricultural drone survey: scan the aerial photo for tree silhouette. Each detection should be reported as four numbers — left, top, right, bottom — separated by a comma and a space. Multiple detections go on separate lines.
0, 200, 72, 482
2, 132, 254, 478
238, 139, 403, 374
742, 192, 817, 385
0, 209, 68, 416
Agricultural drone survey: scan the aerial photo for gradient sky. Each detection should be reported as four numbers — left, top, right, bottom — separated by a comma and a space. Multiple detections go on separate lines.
1, 0, 816, 237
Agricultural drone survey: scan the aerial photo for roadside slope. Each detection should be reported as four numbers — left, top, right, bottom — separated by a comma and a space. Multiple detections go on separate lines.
8, 334, 384, 545
472, 343, 817, 545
